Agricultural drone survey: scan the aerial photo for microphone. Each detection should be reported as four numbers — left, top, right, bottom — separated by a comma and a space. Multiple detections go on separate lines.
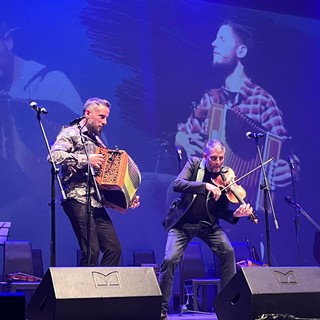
30, 101, 48, 114
284, 195, 293, 205
284, 195, 301, 211
69, 116, 85, 126
176, 147, 182, 161
246, 132, 264, 139
288, 155, 295, 170
108, 146, 119, 161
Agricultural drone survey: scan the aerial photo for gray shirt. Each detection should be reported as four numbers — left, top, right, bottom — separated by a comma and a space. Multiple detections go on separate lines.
50, 124, 104, 207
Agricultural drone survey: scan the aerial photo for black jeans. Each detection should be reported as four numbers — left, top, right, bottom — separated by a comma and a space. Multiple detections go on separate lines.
62, 199, 121, 266
158, 222, 235, 311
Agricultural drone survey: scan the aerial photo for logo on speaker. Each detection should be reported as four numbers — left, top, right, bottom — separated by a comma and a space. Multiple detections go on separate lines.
92, 271, 120, 287
274, 270, 299, 285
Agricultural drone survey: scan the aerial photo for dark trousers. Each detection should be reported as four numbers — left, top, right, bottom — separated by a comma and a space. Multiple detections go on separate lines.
62, 199, 121, 266
158, 223, 235, 312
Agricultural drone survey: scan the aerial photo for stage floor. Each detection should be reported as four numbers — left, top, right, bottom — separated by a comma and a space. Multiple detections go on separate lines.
168, 312, 218, 319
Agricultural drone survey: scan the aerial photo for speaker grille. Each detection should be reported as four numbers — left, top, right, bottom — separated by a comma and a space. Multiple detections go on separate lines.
27, 267, 162, 320
213, 267, 320, 319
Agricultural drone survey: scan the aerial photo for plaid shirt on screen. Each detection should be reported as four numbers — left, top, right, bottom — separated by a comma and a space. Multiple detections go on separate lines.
178, 80, 288, 139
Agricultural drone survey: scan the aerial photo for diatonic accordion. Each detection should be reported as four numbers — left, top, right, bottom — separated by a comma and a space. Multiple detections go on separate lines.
95, 148, 141, 213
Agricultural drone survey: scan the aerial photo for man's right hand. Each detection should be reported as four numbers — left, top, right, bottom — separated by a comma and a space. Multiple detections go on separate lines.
233, 203, 253, 218
206, 183, 221, 201
89, 153, 105, 169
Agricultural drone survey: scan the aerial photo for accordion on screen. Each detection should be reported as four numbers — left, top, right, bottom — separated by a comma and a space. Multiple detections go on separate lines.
95, 148, 141, 213
206, 104, 283, 211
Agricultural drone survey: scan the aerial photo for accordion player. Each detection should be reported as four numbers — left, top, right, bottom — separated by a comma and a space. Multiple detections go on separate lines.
95, 147, 141, 213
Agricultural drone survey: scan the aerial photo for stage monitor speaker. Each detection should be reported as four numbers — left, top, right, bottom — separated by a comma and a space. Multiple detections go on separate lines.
27, 267, 162, 320
0, 292, 25, 320
213, 267, 320, 320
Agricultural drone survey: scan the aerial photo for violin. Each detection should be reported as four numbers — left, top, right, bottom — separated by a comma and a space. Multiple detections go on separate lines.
7, 272, 42, 282
211, 166, 258, 224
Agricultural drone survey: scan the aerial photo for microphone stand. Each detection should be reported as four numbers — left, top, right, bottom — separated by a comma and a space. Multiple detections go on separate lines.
288, 157, 300, 266
33, 107, 66, 267
176, 148, 184, 310
77, 123, 103, 266
250, 135, 279, 267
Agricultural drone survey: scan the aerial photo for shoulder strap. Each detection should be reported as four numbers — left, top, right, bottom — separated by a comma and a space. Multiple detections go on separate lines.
195, 158, 206, 182
190, 158, 205, 203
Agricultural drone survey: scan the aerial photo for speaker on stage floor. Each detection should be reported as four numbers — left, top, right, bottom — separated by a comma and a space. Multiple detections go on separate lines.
213, 267, 320, 320
27, 267, 162, 320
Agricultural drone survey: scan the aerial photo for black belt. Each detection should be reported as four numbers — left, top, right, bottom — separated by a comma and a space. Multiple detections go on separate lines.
199, 220, 214, 228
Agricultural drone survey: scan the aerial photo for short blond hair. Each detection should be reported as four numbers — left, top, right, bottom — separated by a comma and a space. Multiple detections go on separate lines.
83, 97, 111, 113
205, 139, 225, 153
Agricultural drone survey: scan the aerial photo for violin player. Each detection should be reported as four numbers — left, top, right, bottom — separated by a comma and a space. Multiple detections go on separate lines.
158, 139, 253, 320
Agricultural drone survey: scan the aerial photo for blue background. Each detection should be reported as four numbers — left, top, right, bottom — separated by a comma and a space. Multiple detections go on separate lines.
1, 0, 320, 288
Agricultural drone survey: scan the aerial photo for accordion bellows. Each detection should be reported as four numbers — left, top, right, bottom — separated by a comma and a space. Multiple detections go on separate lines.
95, 148, 141, 213
206, 104, 283, 211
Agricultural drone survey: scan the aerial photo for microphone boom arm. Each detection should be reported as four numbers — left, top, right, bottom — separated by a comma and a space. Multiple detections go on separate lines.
285, 197, 320, 233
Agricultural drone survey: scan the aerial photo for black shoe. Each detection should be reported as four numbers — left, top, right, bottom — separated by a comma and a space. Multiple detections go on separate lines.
160, 310, 168, 320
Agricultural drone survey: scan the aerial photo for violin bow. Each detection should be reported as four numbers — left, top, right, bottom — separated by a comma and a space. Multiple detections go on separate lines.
221, 157, 274, 192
